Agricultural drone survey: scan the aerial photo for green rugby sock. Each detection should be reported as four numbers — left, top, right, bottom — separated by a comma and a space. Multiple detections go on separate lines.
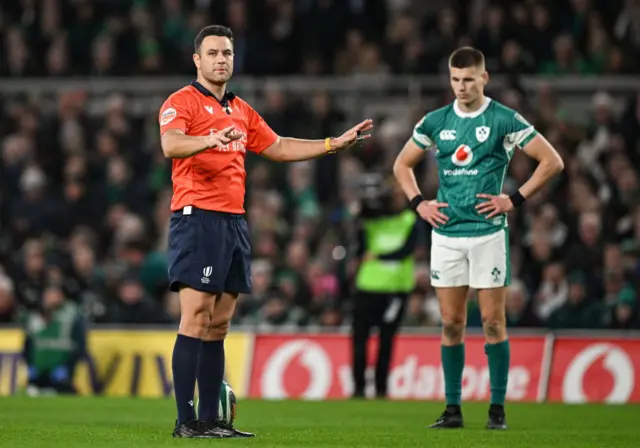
441, 344, 465, 406
485, 340, 510, 406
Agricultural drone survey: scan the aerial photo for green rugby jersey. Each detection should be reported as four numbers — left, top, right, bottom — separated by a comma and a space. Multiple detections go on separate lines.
412, 97, 537, 237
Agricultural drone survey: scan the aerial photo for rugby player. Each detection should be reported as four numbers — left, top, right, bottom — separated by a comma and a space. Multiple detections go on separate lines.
393, 47, 563, 430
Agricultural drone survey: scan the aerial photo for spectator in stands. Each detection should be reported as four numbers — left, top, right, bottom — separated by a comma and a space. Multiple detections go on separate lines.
606, 286, 640, 329
505, 280, 545, 328
547, 272, 606, 329
105, 275, 169, 324
254, 291, 308, 330
22, 282, 86, 395
0, 271, 16, 323
402, 292, 431, 327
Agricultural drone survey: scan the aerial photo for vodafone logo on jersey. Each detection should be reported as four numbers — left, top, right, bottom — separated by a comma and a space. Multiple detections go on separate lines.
451, 145, 473, 166
444, 145, 478, 176
548, 338, 640, 404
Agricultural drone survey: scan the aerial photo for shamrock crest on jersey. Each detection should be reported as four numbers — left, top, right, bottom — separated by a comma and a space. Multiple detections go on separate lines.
475, 125, 490, 142
411, 97, 538, 237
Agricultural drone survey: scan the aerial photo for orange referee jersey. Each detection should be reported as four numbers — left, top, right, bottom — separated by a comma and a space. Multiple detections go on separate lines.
159, 81, 278, 214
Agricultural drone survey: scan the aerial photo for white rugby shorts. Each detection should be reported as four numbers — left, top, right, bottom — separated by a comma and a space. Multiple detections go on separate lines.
429, 229, 510, 289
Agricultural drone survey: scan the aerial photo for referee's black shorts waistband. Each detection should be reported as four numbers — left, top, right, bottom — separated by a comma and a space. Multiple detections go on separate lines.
171, 205, 245, 220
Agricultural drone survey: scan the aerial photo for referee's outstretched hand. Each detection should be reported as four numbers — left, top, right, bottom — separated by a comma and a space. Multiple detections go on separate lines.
207, 126, 245, 148
332, 119, 374, 151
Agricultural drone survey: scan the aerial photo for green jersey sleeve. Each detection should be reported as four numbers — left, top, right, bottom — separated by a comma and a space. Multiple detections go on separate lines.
504, 111, 538, 151
412, 114, 436, 151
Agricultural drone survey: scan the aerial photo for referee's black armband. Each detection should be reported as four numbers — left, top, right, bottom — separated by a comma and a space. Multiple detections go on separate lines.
509, 190, 526, 208
409, 194, 424, 211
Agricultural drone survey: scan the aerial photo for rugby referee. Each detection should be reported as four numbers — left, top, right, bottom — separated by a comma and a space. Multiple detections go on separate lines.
159, 25, 373, 439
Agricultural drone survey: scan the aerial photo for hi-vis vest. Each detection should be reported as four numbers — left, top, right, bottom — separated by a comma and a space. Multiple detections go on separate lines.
25, 302, 80, 371
355, 210, 416, 293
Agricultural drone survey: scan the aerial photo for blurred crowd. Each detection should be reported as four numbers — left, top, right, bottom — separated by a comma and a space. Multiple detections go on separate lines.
0, 0, 639, 331
2, 0, 640, 77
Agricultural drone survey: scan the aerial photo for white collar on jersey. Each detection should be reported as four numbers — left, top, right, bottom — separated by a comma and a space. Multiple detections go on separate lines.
453, 96, 492, 119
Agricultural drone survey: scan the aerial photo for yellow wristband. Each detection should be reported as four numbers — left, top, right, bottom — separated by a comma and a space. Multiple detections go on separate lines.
324, 137, 335, 154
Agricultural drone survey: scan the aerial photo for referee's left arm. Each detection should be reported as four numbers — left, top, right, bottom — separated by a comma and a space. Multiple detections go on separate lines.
261, 120, 374, 162
262, 137, 339, 162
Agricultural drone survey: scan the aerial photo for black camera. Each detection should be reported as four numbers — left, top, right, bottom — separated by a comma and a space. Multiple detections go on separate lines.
358, 172, 393, 216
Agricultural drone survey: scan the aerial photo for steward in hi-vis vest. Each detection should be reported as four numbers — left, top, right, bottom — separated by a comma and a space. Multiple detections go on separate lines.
351, 176, 420, 399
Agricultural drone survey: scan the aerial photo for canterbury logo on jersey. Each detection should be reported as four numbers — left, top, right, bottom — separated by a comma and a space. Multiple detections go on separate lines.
439, 130, 456, 140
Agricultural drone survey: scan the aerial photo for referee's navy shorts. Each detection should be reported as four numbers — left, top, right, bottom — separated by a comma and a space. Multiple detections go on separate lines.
167, 206, 252, 294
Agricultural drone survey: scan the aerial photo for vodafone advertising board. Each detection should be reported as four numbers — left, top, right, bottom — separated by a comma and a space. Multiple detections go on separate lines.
547, 338, 640, 404
248, 335, 545, 401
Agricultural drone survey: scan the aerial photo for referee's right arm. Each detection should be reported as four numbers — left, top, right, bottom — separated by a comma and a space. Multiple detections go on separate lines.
161, 127, 240, 159
161, 129, 213, 159
159, 96, 205, 158
158, 93, 242, 158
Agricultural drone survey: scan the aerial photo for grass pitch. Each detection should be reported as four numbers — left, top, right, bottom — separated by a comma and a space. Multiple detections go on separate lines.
1, 397, 639, 447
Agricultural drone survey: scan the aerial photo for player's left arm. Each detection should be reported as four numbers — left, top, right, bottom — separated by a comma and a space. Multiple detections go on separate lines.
515, 134, 565, 199
476, 115, 564, 218
244, 106, 373, 161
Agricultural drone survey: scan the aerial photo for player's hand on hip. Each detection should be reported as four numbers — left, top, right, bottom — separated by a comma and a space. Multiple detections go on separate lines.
207, 126, 244, 148
331, 119, 374, 151
416, 200, 449, 228
475, 193, 513, 219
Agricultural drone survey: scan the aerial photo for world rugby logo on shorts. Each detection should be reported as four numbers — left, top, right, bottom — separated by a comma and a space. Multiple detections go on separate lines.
451, 145, 473, 166
201, 266, 212, 284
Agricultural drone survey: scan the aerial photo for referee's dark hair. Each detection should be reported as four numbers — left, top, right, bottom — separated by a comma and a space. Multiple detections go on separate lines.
194, 25, 234, 53
449, 47, 485, 69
